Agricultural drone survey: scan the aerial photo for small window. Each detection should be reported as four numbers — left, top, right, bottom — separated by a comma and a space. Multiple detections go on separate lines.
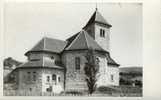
47, 76, 50, 82
33, 72, 36, 81
29, 88, 32, 91
111, 75, 114, 82
46, 88, 50, 92
58, 77, 61, 82
75, 57, 80, 70
51, 56, 54, 60
46, 86, 52, 92
100, 29, 105, 37
96, 57, 100, 64
52, 74, 56, 81
27, 72, 31, 81
33, 75, 36, 81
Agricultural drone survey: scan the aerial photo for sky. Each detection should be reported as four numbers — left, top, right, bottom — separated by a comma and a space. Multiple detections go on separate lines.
3, 2, 142, 67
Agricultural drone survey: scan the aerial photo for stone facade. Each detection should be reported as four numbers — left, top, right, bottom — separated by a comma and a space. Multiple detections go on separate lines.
12, 67, 64, 94
17, 68, 42, 92
11, 52, 65, 94
62, 50, 119, 91
41, 68, 64, 93
62, 51, 88, 91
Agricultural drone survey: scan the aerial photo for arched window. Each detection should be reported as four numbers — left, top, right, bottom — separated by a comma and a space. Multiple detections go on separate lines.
52, 74, 56, 81
51, 56, 54, 60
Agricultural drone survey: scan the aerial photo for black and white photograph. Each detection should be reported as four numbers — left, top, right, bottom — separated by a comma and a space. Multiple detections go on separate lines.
3, 2, 143, 97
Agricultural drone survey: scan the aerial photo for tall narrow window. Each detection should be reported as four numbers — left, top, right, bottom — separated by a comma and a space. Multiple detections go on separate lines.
29, 88, 32, 91
47, 76, 50, 82
52, 74, 56, 81
33, 72, 36, 81
27, 72, 31, 81
58, 77, 61, 82
75, 57, 80, 70
111, 75, 114, 82
100, 29, 105, 37
103, 30, 105, 37
100, 29, 102, 37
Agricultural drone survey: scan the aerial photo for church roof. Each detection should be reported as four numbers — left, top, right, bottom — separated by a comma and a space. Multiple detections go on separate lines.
25, 37, 67, 55
65, 30, 106, 52
106, 53, 120, 66
65, 32, 79, 48
84, 9, 112, 28
17, 59, 64, 69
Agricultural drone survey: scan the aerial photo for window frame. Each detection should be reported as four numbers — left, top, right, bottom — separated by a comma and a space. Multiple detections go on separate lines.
58, 76, 61, 82
33, 72, 36, 81
100, 29, 105, 38
47, 76, 50, 82
27, 72, 31, 81
75, 57, 80, 70
111, 74, 114, 82
52, 74, 56, 81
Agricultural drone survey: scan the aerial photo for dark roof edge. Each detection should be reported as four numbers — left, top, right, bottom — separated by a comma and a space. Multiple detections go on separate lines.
14, 66, 64, 71
83, 21, 112, 29
25, 50, 61, 56
62, 48, 108, 54
108, 63, 120, 66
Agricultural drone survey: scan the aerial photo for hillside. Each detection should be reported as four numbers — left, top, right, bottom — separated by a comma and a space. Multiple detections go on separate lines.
119, 67, 142, 86
119, 67, 142, 74
3, 57, 22, 68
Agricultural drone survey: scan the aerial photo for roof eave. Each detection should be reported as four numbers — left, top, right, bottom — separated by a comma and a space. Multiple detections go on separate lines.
25, 50, 61, 56
15, 66, 64, 70
108, 63, 120, 67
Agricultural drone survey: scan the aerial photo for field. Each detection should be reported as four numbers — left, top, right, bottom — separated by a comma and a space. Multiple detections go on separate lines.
4, 85, 142, 96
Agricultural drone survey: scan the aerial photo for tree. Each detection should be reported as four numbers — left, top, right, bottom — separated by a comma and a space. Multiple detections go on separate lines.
84, 49, 99, 94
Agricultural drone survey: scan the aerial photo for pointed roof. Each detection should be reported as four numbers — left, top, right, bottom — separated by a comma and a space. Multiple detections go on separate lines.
84, 9, 112, 28
25, 37, 67, 55
65, 30, 106, 52
65, 32, 79, 48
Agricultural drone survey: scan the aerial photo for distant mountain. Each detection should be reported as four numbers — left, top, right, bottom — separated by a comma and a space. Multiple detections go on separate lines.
119, 67, 142, 74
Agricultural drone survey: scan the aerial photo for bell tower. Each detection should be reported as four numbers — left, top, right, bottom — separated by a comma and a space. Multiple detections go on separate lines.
83, 8, 112, 52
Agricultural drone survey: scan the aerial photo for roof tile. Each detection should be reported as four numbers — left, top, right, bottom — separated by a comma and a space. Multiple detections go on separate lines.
25, 37, 67, 55
65, 30, 106, 52
84, 9, 112, 28
18, 59, 64, 69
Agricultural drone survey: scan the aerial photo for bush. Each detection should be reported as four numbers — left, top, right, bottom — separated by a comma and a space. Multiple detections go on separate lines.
119, 78, 133, 85
97, 86, 113, 94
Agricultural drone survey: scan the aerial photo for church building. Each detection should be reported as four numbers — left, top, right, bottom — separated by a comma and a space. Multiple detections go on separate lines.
10, 8, 119, 94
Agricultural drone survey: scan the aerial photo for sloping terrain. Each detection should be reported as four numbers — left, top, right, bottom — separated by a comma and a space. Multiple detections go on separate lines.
119, 67, 142, 74
119, 67, 142, 86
